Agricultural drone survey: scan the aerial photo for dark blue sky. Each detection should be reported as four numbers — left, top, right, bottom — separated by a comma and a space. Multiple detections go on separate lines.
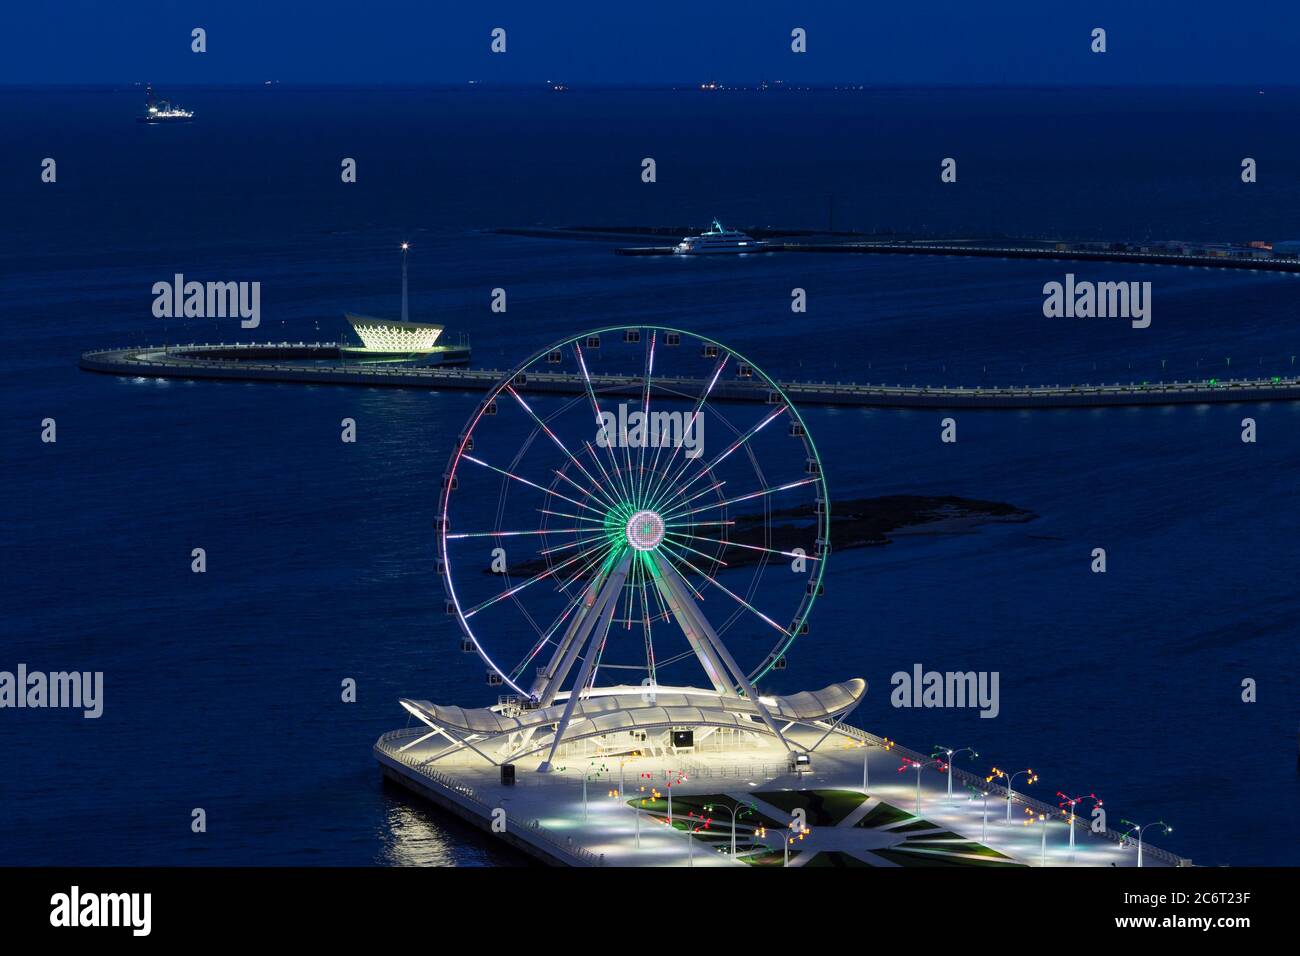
5, 0, 1298, 85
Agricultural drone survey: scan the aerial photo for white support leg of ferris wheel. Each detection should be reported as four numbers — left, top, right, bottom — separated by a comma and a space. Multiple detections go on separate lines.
648, 559, 733, 696
651, 554, 794, 753
530, 561, 617, 707
537, 551, 633, 773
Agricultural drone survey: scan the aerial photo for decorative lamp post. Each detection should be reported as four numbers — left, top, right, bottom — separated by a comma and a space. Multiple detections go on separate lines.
933, 745, 978, 802
987, 766, 1037, 824
1056, 792, 1100, 855
1121, 819, 1172, 868
705, 801, 756, 857
966, 784, 992, 844
898, 758, 925, 816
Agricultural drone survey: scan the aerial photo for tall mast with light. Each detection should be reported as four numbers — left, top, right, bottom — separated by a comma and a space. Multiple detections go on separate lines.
400, 242, 410, 323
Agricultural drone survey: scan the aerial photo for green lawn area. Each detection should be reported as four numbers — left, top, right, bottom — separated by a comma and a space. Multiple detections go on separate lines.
854, 801, 915, 828
753, 788, 867, 826
627, 793, 785, 832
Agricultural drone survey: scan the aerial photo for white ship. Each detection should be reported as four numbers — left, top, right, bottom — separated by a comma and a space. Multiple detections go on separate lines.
674, 220, 766, 255
137, 84, 194, 123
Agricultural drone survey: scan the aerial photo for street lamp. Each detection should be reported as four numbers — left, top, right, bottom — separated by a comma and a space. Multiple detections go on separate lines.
1057, 792, 1100, 855
685, 817, 713, 867
1121, 819, 1172, 868
965, 784, 992, 844
705, 800, 757, 857
663, 769, 686, 826
987, 766, 1037, 824
582, 761, 610, 821
1023, 808, 1049, 866
858, 736, 894, 794
784, 818, 810, 868
555, 761, 605, 821
399, 241, 410, 323
898, 758, 925, 816
933, 745, 978, 802
636, 784, 663, 838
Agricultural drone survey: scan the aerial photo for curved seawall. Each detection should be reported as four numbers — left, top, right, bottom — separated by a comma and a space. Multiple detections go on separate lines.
80, 343, 1300, 410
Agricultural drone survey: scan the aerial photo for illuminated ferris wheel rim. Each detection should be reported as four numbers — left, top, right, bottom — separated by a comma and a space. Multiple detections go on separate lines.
438, 324, 831, 699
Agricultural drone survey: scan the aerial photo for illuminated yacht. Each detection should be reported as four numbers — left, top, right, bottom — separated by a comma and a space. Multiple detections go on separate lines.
137, 84, 194, 123
674, 219, 766, 255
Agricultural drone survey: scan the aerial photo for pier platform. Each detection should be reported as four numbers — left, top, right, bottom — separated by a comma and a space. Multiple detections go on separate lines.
375, 722, 1188, 868
81, 342, 1300, 409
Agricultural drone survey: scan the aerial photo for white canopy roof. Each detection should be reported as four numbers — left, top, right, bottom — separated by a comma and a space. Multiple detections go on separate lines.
400, 679, 866, 740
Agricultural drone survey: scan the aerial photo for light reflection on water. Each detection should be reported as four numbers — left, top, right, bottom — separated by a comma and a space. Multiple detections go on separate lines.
377, 797, 530, 867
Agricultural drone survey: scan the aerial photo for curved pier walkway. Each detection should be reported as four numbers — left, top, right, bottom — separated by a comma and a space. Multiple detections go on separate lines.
619, 239, 1300, 272
80, 342, 1300, 410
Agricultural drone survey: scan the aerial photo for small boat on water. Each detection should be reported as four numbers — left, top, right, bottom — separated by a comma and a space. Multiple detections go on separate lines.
674, 219, 766, 255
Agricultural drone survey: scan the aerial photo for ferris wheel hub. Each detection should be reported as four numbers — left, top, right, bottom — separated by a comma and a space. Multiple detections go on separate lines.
624, 509, 666, 552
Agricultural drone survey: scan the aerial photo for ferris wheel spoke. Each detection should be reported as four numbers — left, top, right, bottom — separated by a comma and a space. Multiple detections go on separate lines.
659, 533, 729, 567
508, 575, 596, 683
512, 537, 623, 681
634, 331, 657, 510
537, 532, 607, 558
580, 439, 628, 509
505, 386, 622, 513
642, 353, 729, 513
462, 453, 601, 514
539, 508, 610, 525
655, 541, 792, 638
661, 477, 819, 522
573, 341, 636, 505
664, 530, 820, 562
556, 536, 622, 593
655, 478, 725, 519
551, 466, 614, 511
504, 548, 611, 686
462, 547, 595, 619
649, 405, 787, 515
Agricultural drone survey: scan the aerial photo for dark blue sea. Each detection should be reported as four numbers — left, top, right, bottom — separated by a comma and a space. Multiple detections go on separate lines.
2, 86, 1298, 865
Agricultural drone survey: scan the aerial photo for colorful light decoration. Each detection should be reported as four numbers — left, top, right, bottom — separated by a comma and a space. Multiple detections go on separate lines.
1021, 809, 1050, 865
783, 817, 810, 868
705, 800, 757, 857
898, 757, 926, 816
1056, 791, 1101, 853
932, 744, 979, 802
1120, 819, 1172, 868
987, 766, 1038, 824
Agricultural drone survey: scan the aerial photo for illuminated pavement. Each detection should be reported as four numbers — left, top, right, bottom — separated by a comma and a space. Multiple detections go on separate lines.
378, 724, 1184, 867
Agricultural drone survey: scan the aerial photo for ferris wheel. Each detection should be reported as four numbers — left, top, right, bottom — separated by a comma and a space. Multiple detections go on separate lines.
437, 326, 830, 749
